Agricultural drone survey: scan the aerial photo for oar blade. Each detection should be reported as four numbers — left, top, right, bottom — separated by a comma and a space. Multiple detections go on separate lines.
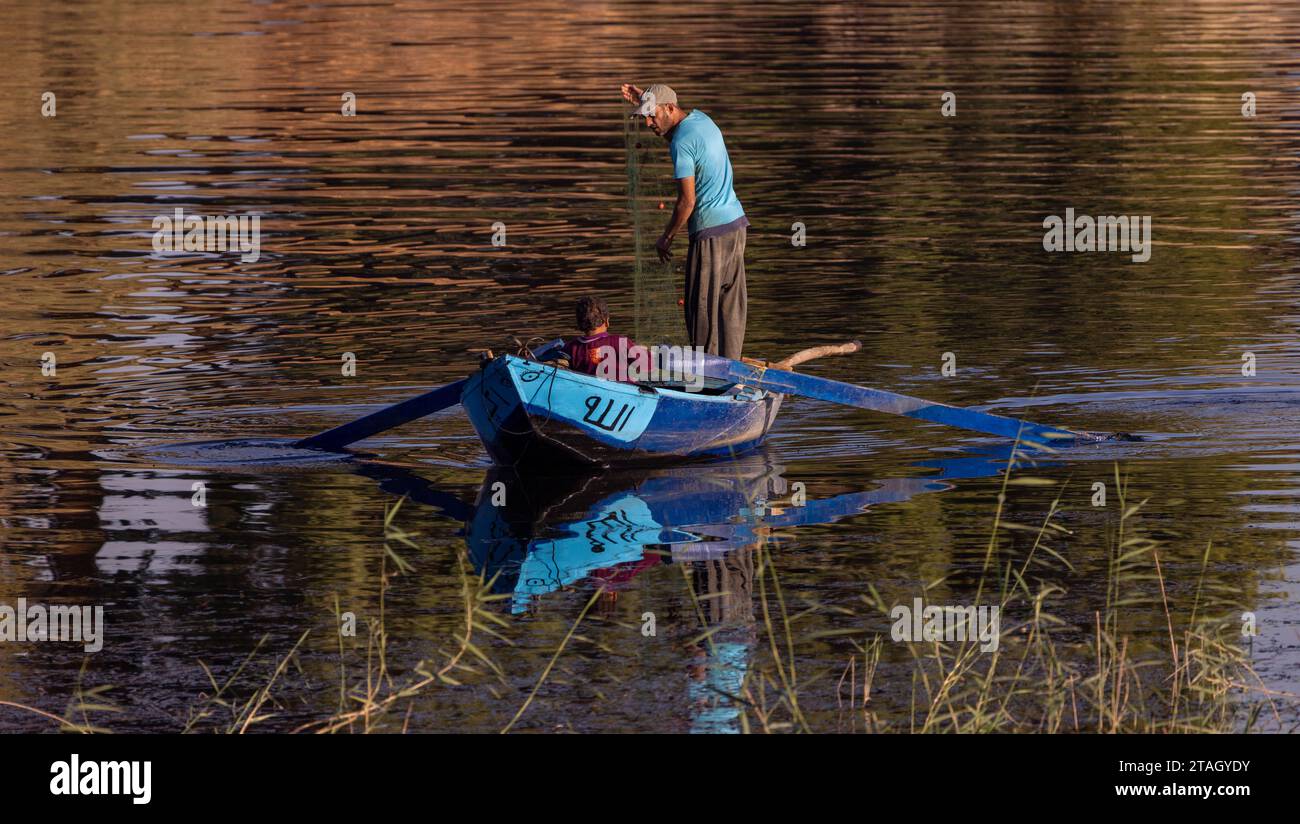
295, 378, 467, 451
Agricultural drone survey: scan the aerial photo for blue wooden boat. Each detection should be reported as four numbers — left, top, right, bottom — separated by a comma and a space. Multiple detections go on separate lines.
297, 339, 1111, 458
460, 354, 783, 469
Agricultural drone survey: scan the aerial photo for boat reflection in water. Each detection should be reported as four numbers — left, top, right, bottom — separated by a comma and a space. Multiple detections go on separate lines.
359, 446, 1022, 733
473, 461, 936, 613
366, 447, 1021, 611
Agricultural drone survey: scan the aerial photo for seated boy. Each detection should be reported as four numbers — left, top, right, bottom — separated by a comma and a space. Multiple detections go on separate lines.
556, 297, 648, 384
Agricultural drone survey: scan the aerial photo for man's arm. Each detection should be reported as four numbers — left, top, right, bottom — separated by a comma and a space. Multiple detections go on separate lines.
620, 83, 644, 106
657, 175, 696, 262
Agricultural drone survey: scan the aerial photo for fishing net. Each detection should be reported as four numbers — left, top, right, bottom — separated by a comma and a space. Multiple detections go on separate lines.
625, 115, 685, 346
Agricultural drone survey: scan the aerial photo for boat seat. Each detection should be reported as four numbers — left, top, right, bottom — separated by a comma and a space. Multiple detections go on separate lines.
544, 360, 739, 396
639, 378, 737, 396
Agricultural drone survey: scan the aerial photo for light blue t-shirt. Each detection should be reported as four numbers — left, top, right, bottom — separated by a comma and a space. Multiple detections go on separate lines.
669, 110, 745, 235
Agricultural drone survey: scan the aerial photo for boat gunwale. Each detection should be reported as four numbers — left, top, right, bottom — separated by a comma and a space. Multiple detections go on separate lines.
495, 354, 779, 405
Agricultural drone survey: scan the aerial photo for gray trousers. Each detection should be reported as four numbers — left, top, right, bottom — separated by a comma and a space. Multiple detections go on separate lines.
684, 227, 747, 359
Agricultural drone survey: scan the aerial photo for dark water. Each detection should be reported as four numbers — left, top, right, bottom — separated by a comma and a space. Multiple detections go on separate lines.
1, 0, 1298, 732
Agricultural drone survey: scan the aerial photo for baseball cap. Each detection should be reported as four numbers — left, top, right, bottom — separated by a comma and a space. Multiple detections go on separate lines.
635, 84, 678, 116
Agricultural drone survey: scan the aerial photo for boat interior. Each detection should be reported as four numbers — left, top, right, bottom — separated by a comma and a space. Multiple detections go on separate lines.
636, 376, 740, 396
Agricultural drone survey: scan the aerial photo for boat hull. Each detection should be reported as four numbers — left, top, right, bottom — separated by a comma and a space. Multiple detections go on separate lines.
461, 355, 782, 469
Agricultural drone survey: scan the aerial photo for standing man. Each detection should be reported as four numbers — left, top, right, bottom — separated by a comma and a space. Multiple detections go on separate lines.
621, 83, 749, 359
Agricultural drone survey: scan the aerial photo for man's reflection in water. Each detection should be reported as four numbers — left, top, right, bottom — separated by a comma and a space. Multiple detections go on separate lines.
686, 547, 757, 734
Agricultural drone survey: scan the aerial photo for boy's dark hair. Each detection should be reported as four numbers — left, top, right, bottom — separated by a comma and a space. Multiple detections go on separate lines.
575, 296, 610, 334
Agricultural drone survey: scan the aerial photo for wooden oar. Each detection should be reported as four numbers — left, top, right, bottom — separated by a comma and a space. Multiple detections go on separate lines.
294, 339, 566, 451
770, 341, 863, 371
295, 379, 468, 451
694, 342, 1091, 448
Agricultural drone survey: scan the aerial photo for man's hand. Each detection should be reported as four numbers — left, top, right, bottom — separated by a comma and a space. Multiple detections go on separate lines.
621, 83, 644, 106
655, 233, 674, 262
657, 177, 694, 262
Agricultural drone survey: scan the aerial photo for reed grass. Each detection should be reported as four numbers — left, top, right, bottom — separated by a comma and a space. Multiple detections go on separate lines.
4, 452, 1294, 734
294, 498, 512, 734
752, 436, 1297, 734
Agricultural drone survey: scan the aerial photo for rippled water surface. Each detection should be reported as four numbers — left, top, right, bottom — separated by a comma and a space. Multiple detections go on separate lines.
1, 0, 1298, 732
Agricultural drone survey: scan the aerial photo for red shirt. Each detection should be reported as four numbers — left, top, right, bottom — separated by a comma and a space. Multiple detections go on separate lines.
562, 332, 646, 384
